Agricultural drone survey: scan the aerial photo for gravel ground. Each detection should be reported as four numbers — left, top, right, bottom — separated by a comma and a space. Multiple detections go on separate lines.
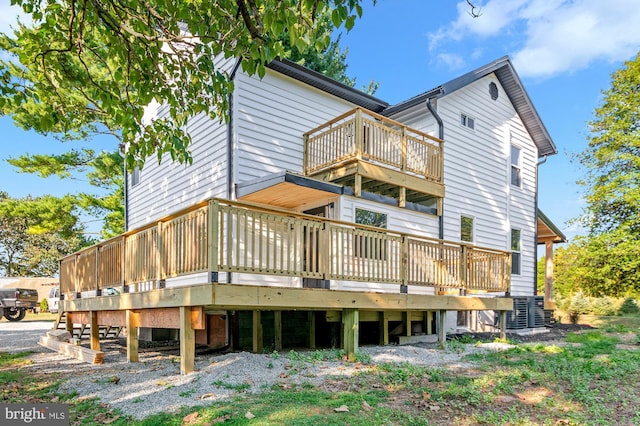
0, 320, 525, 420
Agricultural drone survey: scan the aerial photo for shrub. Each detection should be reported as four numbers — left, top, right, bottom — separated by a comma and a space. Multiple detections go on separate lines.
39, 298, 49, 313
590, 296, 616, 316
568, 292, 591, 324
618, 297, 639, 315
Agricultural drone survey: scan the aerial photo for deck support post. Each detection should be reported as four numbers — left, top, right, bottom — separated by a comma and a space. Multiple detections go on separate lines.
500, 310, 507, 340
180, 306, 195, 375
65, 312, 73, 336
252, 311, 263, 353
342, 308, 359, 361
90, 311, 100, 351
126, 310, 139, 363
437, 309, 446, 349
379, 311, 389, 345
274, 311, 282, 351
404, 311, 411, 337
308, 312, 316, 349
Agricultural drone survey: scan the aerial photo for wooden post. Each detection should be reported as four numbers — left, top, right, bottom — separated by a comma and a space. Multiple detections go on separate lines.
354, 108, 363, 160
404, 311, 411, 337
180, 306, 195, 374
252, 311, 263, 353
544, 239, 554, 303
355, 174, 362, 198
303, 134, 309, 174
208, 200, 220, 282
399, 187, 406, 208
437, 310, 446, 349
500, 310, 507, 340
379, 311, 389, 345
427, 311, 433, 335
460, 245, 468, 289
90, 311, 100, 351
157, 222, 164, 288
274, 311, 282, 351
65, 312, 73, 336
126, 310, 139, 363
308, 312, 316, 349
342, 308, 359, 361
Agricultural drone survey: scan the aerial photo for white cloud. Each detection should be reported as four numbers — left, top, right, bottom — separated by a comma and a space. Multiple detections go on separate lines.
429, 0, 640, 79
437, 52, 466, 70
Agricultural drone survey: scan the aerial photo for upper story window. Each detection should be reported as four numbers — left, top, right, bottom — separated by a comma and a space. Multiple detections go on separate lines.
130, 166, 141, 187
511, 145, 522, 187
511, 228, 521, 275
460, 113, 475, 130
355, 208, 387, 228
460, 215, 474, 243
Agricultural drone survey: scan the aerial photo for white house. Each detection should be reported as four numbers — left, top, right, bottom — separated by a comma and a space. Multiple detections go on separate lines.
57, 56, 562, 373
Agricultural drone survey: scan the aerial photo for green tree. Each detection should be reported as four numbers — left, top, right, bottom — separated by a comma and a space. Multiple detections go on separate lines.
8, 149, 125, 238
1, 0, 367, 169
0, 192, 86, 276
570, 52, 640, 297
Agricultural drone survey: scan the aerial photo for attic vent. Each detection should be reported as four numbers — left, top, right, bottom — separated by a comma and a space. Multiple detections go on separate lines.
489, 82, 499, 100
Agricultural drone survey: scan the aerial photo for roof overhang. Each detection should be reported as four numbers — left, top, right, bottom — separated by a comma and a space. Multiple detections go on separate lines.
236, 171, 351, 210
537, 209, 568, 244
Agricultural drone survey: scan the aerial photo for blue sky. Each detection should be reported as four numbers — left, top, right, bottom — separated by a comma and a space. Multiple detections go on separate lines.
1, 0, 639, 241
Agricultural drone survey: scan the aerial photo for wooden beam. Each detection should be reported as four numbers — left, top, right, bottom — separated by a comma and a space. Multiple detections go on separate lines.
438, 310, 446, 349
90, 311, 100, 351
342, 308, 359, 361
126, 310, 139, 363
38, 336, 104, 364
357, 161, 445, 198
212, 284, 513, 311
180, 306, 195, 375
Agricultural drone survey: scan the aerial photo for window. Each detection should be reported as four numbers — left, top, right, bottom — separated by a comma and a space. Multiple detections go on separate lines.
460, 113, 475, 130
511, 145, 522, 187
511, 228, 521, 275
355, 208, 388, 259
130, 166, 141, 187
489, 82, 499, 100
460, 216, 474, 243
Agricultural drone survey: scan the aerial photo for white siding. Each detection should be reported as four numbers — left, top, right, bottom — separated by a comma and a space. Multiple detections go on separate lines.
233, 69, 355, 185
437, 74, 538, 296
127, 56, 236, 229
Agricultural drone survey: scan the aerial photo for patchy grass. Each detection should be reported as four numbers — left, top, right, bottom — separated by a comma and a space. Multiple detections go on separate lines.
4, 327, 640, 425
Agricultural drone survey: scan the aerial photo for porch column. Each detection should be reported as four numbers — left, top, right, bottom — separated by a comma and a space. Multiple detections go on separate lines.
342, 308, 359, 361
544, 239, 554, 303
180, 306, 195, 375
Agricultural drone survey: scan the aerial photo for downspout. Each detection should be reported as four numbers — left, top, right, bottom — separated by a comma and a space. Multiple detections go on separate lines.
227, 59, 243, 200
121, 148, 129, 231
426, 97, 445, 240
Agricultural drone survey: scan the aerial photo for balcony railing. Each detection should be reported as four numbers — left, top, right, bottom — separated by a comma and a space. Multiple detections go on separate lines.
59, 199, 510, 297
303, 108, 444, 183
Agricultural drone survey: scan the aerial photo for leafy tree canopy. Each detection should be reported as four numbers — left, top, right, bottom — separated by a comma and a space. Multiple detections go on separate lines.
0, 191, 87, 276
1, 0, 367, 170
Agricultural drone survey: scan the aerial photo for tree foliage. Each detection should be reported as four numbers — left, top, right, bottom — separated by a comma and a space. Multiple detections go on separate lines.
1, 0, 367, 169
0, 192, 86, 276
564, 52, 640, 297
8, 149, 125, 238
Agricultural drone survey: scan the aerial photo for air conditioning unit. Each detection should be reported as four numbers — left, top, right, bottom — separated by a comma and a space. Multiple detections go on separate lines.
506, 297, 528, 329
528, 296, 545, 328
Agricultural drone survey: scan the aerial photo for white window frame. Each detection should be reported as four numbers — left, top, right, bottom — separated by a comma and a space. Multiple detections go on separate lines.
511, 228, 521, 275
460, 112, 475, 130
460, 215, 474, 243
510, 144, 522, 188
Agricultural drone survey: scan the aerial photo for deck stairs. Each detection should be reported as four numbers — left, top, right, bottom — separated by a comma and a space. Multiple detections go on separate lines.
53, 311, 123, 339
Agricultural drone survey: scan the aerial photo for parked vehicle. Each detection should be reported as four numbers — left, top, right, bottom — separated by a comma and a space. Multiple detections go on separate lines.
48, 286, 60, 314
0, 288, 39, 321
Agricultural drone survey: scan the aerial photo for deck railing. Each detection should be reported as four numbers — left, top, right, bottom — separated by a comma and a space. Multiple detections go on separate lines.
59, 199, 510, 297
303, 108, 444, 183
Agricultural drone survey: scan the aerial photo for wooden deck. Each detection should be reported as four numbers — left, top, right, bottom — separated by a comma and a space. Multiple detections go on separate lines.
58, 198, 512, 374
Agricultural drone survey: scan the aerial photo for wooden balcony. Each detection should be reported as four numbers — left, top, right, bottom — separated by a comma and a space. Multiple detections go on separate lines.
60, 199, 510, 298
304, 108, 445, 208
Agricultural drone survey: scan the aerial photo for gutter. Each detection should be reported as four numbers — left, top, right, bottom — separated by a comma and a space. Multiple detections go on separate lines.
426, 96, 445, 240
